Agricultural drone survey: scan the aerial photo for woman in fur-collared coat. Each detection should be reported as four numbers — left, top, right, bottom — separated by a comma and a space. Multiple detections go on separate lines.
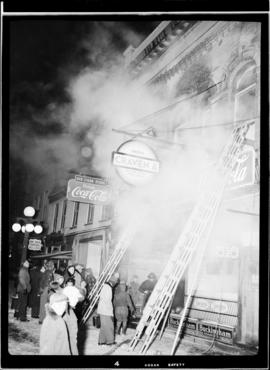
39, 293, 71, 355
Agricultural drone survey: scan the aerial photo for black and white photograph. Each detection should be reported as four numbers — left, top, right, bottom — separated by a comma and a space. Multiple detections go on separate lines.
1, 2, 269, 368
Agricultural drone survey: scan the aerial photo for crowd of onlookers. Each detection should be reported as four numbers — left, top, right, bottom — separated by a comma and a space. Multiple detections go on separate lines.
12, 259, 158, 355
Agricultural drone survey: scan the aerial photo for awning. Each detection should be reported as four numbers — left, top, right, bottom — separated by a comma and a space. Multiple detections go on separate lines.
31, 250, 72, 260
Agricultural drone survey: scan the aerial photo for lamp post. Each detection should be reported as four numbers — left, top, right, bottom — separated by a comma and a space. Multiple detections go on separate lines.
11, 206, 43, 264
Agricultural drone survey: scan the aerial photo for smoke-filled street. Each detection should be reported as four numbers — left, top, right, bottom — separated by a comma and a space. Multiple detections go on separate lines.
3, 7, 268, 369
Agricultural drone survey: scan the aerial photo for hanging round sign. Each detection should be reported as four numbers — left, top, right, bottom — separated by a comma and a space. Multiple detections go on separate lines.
112, 140, 160, 186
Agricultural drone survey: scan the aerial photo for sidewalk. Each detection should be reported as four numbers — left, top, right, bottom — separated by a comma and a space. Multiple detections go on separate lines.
9, 304, 250, 356
8, 287, 256, 357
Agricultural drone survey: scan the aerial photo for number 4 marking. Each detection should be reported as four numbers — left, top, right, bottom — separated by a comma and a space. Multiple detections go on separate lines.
114, 361, 120, 366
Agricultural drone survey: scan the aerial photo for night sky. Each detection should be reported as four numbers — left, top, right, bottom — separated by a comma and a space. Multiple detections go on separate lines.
8, 19, 160, 219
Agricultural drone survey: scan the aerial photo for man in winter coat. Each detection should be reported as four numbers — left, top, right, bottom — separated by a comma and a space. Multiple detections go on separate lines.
16, 260, 31, 321
139, 272, 157, 313
28, 261, 42, 318
128, 275, 140, 307
97, 274, 119, 346
39, 293, 71, 355
113, 281, 135, 336
39, 260, 55, 324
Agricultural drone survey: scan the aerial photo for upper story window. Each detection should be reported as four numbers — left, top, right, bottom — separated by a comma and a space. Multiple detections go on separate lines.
86, 203, 94, 224
53, 203, 59, 232
100, 204, 112, 221
61, 199, 67, 229
234, 66, 257, 143
72, 202, 80, 227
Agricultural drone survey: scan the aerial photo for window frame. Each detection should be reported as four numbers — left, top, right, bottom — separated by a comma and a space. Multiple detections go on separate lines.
72, 201, 80, 228
53, 203, 59, 232
86, 203, 95, 225
61, 199, 67, 229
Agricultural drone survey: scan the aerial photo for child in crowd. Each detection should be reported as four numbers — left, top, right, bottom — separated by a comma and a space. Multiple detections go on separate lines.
63, 277, 84, 309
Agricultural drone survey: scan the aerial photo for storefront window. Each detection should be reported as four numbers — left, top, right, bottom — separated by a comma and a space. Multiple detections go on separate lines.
86, 203, 94, 224
53, 203, 59, 232
72, 201, 80, 227
100, 204, 112, 221
61, 199, 67, 229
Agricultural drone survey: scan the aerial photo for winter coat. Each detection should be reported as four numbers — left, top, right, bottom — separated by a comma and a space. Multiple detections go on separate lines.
74, 270, 83, 289
39, 270, 54, 293
97, 282, 113, 317
113, 290, 134, 321
139, 279, 156, 294
29, 267, 42, 308
85, 274, 96, 293
63, 306, 78, 355
128, 281, 140, 305
17, 267, 31, 293
39, 303, 71, 355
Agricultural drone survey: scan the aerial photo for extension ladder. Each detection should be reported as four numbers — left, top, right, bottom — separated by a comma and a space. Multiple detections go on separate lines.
80, 224, 137, 326
129, 122, 250, 354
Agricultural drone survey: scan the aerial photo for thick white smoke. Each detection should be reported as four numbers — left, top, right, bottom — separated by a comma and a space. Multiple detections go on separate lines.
10, 21, 259, 284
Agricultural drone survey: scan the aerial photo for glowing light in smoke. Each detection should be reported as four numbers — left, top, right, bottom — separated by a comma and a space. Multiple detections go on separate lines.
25, 223, 34, 233
12, 223, 21, 232
34, 225, 43, 234
21, 225, 26, 233
23, 206, 35, 217
81, 146, 93, 158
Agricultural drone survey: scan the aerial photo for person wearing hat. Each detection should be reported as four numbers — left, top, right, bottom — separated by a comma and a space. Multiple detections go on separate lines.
113, 280, 135, 336
97, 273, 119, 346
39, 293, 72, 355
28, 261, 42, 319
139, 272, 157, 313
84, 267, 96, 294
38, 260, 55, 324
16, 260, 31, 321
65, 264, 84, 289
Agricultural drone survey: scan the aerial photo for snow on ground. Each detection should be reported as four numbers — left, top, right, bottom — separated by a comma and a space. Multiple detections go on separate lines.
8, 305, 246, 357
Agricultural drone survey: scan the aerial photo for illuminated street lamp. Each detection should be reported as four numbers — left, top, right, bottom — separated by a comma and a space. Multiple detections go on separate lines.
11, 206, 43, 263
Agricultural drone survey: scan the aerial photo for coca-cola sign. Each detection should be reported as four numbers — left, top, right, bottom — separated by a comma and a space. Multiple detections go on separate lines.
67, 179, 112, 205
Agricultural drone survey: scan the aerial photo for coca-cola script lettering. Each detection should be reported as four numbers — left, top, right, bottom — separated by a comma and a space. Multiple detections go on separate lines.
67, 179, 111, 205
71, 187, 108, 202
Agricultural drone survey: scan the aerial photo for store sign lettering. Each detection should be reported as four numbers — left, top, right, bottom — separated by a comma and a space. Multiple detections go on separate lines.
228, 147, 255, 189
112, 140, 160, 186
28, 239, 42, 251
67, 179, 111, 205
198, 323, 233, 340
113, 152, 160, 173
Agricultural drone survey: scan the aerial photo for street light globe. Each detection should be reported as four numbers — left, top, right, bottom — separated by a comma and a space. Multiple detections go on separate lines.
21, 225, 26, 233
34, 225, 43, 234
25, 223, 34, 233
12, 223, 21, 232
23, 206, 35, 217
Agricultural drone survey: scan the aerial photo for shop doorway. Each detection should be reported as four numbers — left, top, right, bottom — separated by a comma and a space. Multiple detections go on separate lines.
76, 241, 102, 278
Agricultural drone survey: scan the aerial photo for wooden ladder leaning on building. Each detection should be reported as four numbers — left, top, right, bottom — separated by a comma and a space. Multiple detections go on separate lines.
128, 121, 251, 355
80, 224, 137, 326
